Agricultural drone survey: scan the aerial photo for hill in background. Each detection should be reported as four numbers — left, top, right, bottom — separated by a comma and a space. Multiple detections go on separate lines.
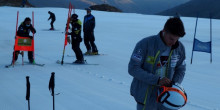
0, 0, 33, 7
158, 0, 220, 19
90, 4, 122, 12
27, 0, 189, 14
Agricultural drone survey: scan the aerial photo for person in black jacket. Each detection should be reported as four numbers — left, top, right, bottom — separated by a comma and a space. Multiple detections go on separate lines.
48, 11, 56, 30
67, 14, 85, 64
83, 8, 98, 55
12, 17, 36, 64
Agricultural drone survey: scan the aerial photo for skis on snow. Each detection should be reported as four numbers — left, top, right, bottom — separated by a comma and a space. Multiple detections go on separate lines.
67, 53, 106, 57
5, 62, 45, 68
56, 60, 99, 65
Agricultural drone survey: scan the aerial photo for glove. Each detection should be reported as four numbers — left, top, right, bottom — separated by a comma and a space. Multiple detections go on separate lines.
67, 36, 71, 44
158, 77, 172, 87
28, 36, 33, 39
78, 37, 82, 42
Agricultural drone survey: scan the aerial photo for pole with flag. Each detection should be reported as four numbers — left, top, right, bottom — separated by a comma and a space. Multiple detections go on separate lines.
61, 3, 73, 65
26, 76, 30, 110
191, 16, 198, 64
191, 15, 212, 64
49, 72, 55, 110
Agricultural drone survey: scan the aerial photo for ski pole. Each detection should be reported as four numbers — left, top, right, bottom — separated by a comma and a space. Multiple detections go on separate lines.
26, 76, 30, 110
49, 72, 55, 110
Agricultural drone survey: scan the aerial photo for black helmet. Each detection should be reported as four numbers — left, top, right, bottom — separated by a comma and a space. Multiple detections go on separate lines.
71, 14, 78, 19
85, 8, 91, 11
24, 17, 31, 22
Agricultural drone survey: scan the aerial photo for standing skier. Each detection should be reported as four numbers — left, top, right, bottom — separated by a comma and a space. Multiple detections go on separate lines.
48, 11, 56, 30
12, 17, 36, 64
67, 14, 85, 64
83, 8, 98, 55
128, 17, 186, 110
21, 0, 26, 7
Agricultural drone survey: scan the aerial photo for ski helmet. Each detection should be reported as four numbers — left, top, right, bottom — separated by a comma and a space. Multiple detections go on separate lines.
157, 83, 187, 110
85, 8, 91, 11
71, 14, 78, 19
24, 17, 31, 22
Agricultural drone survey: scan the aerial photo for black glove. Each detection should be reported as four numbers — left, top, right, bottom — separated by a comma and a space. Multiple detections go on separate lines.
28, 36, 33, 39
67, 36, 71, 44
78, 37, 82, 42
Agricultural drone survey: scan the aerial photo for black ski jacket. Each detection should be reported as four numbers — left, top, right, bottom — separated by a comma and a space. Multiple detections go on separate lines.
17, 22, 36, 37
48, 12, 56, 21
69, 19, 82, 42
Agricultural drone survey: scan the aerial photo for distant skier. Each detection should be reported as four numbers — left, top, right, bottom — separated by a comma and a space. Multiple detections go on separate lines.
67, 14, 85, 64
12, 17, 36, 64
48, 11, 56, 30
83, 8, 98, 55
21, 0, 26, 7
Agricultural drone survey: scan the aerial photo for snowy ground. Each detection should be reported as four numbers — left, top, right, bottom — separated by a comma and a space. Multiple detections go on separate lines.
0, 7, 220, 110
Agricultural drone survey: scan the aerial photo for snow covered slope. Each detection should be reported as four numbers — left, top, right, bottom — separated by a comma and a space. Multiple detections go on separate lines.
0, 7, 219, 110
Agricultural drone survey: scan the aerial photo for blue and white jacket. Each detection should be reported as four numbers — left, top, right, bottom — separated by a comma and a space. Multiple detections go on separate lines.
128, 31, 186, 109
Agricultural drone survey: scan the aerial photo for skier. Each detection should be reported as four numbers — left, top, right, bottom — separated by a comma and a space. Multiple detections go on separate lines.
21, 0, 26, 7
12, 17, 36, 64
83, 8, 98, 55
128, 17, 186, 110
67, 14, 85, 64
48, 11, 56, 30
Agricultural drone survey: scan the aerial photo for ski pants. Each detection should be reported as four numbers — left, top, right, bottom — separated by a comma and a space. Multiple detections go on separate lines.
50, 19, 55, 29
12, 51, 33, 63
83, 31, 98, 52
72, 39, 84, 61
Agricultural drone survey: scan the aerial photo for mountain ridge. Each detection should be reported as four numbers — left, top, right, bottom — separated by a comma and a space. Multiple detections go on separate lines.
27, 0, 189, 14
158, 0, 220, 19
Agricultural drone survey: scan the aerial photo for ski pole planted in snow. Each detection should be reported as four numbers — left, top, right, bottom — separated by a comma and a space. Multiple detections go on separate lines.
26, 76, 30, 110
49, 72, 55, 110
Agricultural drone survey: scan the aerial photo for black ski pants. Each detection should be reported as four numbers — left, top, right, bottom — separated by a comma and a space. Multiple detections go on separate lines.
72, 39, 84, 61
83, 32, 98, 52
12, 51, 33, 63
50, 19, 55, 29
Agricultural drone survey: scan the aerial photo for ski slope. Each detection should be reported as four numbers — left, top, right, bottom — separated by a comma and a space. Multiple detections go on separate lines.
0, 7, 220, 110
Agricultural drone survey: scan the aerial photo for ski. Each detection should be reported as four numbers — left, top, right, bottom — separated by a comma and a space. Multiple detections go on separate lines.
41, 29, 60, 31
5, 62, 45, 68
67, 54, 106, 57
5, 64, 13, 68
56, 60, 99, 65
27, 63, 45, 67
23, 62, 45, 66
84, 53, 106, 56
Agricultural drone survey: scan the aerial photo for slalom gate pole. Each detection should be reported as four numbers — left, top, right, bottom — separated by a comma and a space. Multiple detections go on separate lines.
13, 11, 19, 67
32, 11, 35, 63
191, 16, 198, 64
210, 14, 212, 63
61, 3, 73, 65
